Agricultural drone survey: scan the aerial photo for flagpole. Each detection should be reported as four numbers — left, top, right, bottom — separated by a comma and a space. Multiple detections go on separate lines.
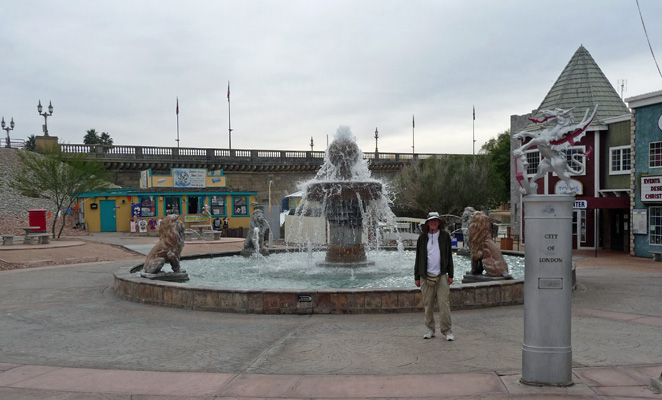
176, 97, 180, 148
412, 114, 415, 155
472, 105, 475, 156
227, 81, 232, 150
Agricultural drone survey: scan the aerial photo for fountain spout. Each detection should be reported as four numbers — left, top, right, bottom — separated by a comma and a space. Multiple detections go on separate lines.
301, 126, 392, 266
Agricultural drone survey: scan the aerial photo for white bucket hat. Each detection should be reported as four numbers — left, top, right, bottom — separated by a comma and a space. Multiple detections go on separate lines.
424, 211, 442, 224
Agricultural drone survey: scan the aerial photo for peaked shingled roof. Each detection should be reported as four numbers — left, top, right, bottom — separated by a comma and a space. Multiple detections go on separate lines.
524, 45, 629, 131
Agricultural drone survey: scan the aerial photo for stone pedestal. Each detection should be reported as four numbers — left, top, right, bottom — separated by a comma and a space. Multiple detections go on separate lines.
35, 135, 59, 152
461, 273, 512, 283
140, 271, 189, 282
521, 195, 574, 386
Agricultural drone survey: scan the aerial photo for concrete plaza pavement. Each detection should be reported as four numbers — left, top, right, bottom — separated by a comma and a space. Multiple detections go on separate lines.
0, 233, 660, 398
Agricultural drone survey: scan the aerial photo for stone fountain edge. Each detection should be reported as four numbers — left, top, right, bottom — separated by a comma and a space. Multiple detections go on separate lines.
112, 250, 524, 315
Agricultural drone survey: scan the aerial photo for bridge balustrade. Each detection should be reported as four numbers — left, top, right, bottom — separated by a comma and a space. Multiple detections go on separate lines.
56, 143, 443, 169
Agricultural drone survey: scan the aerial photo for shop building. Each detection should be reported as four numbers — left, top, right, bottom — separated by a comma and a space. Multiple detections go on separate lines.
77, 168, 257, 234
510, 45, 631, 250
627, 90, 662, 257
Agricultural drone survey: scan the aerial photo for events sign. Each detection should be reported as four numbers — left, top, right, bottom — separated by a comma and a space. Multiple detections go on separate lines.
173, 168, 206, 188
641, 175, 662, 202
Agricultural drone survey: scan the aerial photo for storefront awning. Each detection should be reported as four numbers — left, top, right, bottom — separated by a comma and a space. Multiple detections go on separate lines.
576, 196, 629, 209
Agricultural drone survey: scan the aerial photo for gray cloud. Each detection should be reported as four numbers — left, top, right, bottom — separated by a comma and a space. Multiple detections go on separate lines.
1, 0, 660, 154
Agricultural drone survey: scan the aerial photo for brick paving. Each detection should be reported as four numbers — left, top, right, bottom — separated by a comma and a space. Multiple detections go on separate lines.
0, 233, 660, 398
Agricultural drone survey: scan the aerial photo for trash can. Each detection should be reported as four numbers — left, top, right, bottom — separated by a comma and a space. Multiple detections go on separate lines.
28, 209, 47, 232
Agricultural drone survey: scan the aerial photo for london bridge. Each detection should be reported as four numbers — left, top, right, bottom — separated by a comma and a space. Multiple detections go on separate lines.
57, 143, 447, 203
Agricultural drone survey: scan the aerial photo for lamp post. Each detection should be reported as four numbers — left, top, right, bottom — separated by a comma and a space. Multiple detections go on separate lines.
37, 100, 53, 136
374, 127, 379, 153
1, 117, 14, 148
310, 136, 314, 151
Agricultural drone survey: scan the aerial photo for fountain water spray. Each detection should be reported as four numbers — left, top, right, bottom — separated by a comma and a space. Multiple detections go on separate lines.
297, 126, 398, 266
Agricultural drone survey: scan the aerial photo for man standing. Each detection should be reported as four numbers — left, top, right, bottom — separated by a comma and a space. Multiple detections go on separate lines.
414, 212, 455, 341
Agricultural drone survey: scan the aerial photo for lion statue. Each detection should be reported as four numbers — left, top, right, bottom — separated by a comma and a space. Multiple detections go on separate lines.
241, 209, 270, 256
468, 211, 511, 278
461, 206, 476, 249
143, 214, 186, 275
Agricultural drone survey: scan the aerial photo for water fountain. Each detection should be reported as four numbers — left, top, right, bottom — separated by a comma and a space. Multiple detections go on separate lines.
299, 126, 390, 266
115, 126, 525, 314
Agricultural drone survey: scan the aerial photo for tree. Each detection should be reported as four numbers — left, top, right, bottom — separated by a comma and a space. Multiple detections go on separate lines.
83, 129, 100, 144
99, 132, 113, 146
392, 154, 505, 217
83, 129, 113, 145
10, 148, 113, 238
480, 130, 511, 201
24, 135, 36, 151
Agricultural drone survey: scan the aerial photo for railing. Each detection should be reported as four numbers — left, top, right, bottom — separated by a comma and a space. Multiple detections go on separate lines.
57, 143, 444, 165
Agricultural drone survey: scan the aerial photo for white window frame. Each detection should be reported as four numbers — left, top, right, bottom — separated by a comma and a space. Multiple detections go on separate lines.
561, 146, 586, 176
649, 206, 662, 245
524, 149, 540, 176
650, 141, 662, 168
610, 145, 631, 175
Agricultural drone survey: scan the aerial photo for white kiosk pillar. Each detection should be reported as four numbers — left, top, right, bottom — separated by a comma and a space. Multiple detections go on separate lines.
522, 195, 574, 386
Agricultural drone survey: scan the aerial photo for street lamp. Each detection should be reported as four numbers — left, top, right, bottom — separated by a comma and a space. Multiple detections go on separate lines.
374, 127, 379, 153
1, 117, 14, 148
37, 100, 53, 136
310, 136, 314, 151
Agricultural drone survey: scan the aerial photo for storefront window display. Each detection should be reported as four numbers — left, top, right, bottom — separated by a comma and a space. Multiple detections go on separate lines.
139, 196, 157, 217
233, 196, 248, 216
210, 195, 226, 216
164, 196, 181, 215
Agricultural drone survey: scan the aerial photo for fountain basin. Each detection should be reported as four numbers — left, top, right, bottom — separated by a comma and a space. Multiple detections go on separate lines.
113, 250, 524, 314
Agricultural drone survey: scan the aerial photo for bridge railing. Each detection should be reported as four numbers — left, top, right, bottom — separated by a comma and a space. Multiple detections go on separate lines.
58, 144, 441, 164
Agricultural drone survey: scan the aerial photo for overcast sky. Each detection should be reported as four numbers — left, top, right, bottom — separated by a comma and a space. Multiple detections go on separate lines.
1, 0, 661, 155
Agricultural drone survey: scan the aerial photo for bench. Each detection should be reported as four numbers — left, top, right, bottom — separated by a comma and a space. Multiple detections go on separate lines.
651, 251, 662, 262
24, 234, 39, 245
2, 234, 15, 245
202, 230, 222, 241
23, 233, 51, 245
33, 233, 51, 244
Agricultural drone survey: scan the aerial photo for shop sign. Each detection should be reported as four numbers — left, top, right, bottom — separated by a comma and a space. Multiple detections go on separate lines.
573, 200, 587, 209
173, 168, 206, 188
641, 176, 662, 201
555, 179, 583, 195
184, 215, 208, 222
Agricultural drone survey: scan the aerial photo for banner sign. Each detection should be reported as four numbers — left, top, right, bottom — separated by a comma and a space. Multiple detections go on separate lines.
173, 168, 206, 188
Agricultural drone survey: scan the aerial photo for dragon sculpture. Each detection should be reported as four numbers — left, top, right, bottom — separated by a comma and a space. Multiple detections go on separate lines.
513, 105, 598, 195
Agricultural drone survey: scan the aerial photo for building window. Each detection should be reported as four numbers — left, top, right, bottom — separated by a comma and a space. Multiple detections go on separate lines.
650, 207, 662, 245
650, 142, 662, 168
525, 150, 540, 175
610, 146, 631, 175
210, 195, 226, 216
233, 196, 248, 216
187, 196, 203, 214
164, 196, 181, 215
563, 147, 585, 175
139, 196, 157, 217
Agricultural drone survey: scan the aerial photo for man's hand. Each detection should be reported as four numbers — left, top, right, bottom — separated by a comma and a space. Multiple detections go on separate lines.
415, 280, 420, 287
447, 277, 453, 285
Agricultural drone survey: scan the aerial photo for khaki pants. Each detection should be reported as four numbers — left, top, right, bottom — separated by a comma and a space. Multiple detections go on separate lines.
421, 274, 452, 335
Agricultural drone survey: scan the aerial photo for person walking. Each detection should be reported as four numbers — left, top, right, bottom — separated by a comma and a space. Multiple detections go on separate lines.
414, 211, 455, 341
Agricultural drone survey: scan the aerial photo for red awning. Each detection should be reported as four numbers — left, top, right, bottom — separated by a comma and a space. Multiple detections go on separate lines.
576, 196, 629, 209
